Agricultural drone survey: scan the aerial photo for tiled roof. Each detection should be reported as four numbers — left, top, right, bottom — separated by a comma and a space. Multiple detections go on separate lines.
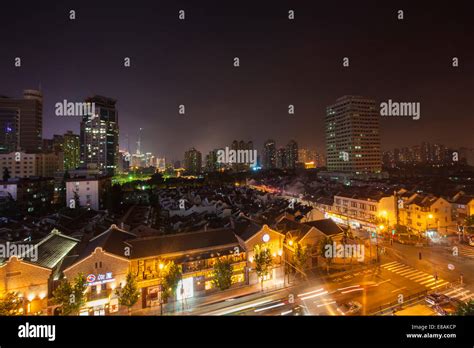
274, 218, 313, 235
233, 219, 263, 241
126, 228, 239, 259
74, 224, 136, 262
304, 219, 345, 236
0, 229, 79, 269
454, 196, 474, 205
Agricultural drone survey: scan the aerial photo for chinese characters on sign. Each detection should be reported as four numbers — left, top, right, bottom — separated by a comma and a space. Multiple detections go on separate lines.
86, 272, 114, 286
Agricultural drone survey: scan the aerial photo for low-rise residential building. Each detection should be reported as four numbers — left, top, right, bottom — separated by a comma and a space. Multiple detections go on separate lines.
0, 151, 60, 178
274, 216, 346, 267
0, 177, 55, 214
65, 176, 112, 210
451, 192, 474, 224
399, 193, 453, 235
331, 191, 396, 230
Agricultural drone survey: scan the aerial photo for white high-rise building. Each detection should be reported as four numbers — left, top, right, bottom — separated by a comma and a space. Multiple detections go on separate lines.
326, 96, 381, 173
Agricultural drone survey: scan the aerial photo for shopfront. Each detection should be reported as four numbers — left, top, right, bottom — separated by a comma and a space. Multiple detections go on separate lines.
63, 246, 130, 316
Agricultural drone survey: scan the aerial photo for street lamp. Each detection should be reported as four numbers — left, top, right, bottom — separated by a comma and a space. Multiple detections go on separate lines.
375, 225, 385, 263
158, 261, 165, 315
426, 214, 435, 239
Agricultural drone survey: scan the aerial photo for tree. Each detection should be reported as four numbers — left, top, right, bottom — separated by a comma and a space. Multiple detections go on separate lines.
0, 292, 22, 315
161, 262, 182, 303
73, 189, 81, 209
2, 167, 11, 182
464, 215, 474, 227
149, 172, 164, 187
52, 273, 86, 315
106, 184, 123, 214
319, 236, 334, 273
253, 244, 273, 291
58, 170, 70, 206
116, 272, 140, 315
212, 257, 233, 291
293, 242, 309, 279
454, 299, 474, 316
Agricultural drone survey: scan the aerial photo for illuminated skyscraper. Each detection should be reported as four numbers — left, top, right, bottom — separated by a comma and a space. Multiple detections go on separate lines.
184, 147, 202, 175
0, 89, 43, 153
286, 140, 298, 169
326, 95, 381, 173
80, 96, 119, 175
263, 139, 276, 169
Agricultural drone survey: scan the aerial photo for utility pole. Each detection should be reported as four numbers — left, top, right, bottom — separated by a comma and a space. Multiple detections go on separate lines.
160, 284, 163, 316
394, 190, 400, 227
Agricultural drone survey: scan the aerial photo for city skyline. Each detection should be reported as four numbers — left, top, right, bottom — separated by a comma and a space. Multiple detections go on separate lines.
1, 1, 474, 337
1, 1, 473, 160
2, 87, 472, 163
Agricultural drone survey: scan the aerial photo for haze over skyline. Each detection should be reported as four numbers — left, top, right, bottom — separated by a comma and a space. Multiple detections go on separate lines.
1, 0, 473, 160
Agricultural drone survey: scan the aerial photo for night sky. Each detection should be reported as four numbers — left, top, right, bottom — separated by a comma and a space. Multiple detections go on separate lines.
1, 0, 473, 161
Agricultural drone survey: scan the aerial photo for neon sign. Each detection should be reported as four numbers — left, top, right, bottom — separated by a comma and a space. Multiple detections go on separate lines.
86, 272, 114, 286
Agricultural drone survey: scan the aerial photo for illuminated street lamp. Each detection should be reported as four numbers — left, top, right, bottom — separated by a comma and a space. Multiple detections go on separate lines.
426, 214, 435, 236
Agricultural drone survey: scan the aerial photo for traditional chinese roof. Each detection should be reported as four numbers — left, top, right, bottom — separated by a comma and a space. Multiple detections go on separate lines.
0, 229, 79, 269
74, 224, 136, 262
304, 219, 345, 237
126, 228, 240, 259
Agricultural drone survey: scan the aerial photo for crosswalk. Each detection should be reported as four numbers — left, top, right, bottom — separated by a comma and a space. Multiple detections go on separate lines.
458, 245, 474, 258
441, 286, 474, 303
381, 261, 450, 290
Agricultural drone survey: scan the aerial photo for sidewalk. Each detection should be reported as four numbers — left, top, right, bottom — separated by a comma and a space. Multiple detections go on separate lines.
130, 263, 371, 316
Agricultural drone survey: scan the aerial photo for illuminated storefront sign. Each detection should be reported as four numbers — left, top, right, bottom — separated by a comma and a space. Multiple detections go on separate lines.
86, 272, 114, 286
177, 277, 194, 300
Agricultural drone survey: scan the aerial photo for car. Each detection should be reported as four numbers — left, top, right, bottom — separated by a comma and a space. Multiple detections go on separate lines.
425, 293, 449, 306
292, 305, 305, 316
425, 293, 450, 306
433, 298, 463, 316
337, 301, 362, 316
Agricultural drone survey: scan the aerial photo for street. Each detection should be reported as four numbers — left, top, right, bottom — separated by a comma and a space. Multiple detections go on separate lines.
159, 238, 474, 316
